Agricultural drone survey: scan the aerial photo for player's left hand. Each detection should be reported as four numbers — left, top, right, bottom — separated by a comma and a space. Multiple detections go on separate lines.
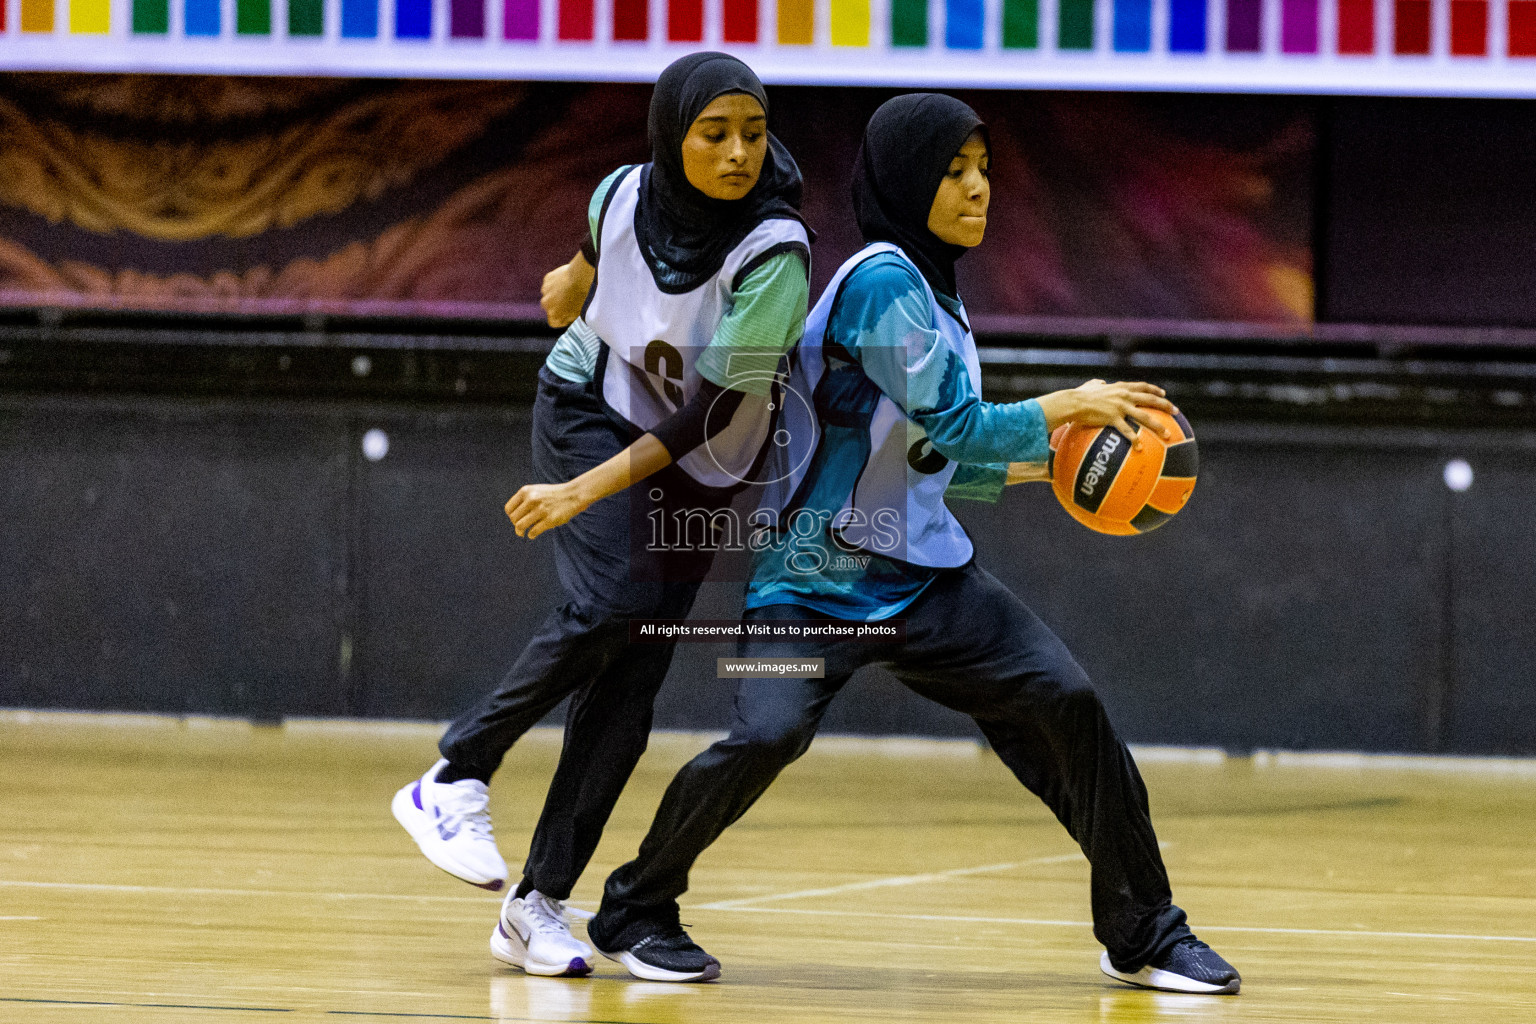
505, 482, 594, 539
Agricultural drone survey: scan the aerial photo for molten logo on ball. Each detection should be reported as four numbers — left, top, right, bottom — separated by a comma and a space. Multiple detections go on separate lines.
1078, 432, 1122, 498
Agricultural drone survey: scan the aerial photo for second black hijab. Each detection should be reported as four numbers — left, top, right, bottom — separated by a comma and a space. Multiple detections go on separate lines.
636, 52, 807, 293
852, 93, 986, 300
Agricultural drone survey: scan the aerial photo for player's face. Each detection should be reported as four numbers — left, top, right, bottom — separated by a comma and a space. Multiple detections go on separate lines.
926, 131, 990, 248
681, 94, 769, 201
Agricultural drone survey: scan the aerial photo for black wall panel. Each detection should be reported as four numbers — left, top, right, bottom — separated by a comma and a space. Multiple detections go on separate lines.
1446, 445, 1536, 754
0, 396, 347, 717
1322, 98, 1536, 327
960, 432, 1446, 753
351, 406, 560, 720
346, 407, 981, 739
4, 393, 1534, 754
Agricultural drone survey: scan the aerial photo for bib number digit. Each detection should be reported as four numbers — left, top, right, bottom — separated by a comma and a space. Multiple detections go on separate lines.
645, 340, 686, 411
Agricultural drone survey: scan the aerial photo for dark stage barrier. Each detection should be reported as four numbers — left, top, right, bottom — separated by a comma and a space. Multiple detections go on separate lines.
3, 329, 1534, 756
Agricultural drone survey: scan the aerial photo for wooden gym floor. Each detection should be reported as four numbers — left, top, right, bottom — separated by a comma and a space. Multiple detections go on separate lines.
2, 712, 1534, 1023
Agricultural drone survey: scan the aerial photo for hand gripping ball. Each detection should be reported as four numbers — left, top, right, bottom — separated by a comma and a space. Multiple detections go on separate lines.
1047, 409, 1198, 536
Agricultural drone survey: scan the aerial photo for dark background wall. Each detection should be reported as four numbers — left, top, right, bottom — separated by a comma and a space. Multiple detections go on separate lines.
4, 371, 1533, 755
1320, 97, 1536, 328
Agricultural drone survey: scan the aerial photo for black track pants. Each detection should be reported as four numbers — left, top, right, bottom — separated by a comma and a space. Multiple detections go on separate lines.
600, 563, 1193, 970
439, 367, 718, 901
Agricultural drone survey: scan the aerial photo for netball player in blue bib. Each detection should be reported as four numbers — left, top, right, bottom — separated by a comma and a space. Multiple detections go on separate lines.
587, 95, 1241, 994
390, 53, 810, 978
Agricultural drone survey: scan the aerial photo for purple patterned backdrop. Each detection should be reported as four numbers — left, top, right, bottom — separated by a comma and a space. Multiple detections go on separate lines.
0, 75, 1313, 326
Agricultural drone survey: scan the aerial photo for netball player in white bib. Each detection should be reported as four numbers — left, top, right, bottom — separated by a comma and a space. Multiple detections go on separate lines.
588, 95, 1241, 994
390, 53, 810, 979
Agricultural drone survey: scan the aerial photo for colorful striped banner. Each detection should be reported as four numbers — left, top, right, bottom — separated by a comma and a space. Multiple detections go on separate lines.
559, 0, 593, 40
1395, 0, 1432, 53
1451, 0, 1489, 54
1227, 0, 1262, 51
778, 0, 813, 43
671, 0, 704, 41
1059, 0, 1093, 49
21, 0, 53, 32
291, 0, 323, 35
8, 0, 1536, 98
724, 0, 758, 42
947, 0, 983, 48
342, 0, 377, 38
236, 0, 270, 35
1338, 0, 1374, 51
1513, 0, 1536, 55
70, 0, 110, 33
185, 0, 219, 35
1114, 0, 1152, 51
1282, 0, 1318, 52
132, 0, 168, 32
1002, 0, 1037, 48
1169, 0, 1206, 50
396, 0, 431, 39
893, 0, 926, 45
831, 0, 869, 45
504, 0, 538, 38
452, 0, 485, 38
611, 0, 645, 39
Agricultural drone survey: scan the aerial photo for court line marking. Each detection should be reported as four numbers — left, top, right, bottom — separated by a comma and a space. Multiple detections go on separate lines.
326, 1013, 637, 1022
0, 915, 42, 920
0, 998, 640, 1022
0, 879, 496, 904
696, 853, 1085, 910
9, 877, 1530, 945
325, 1015, 492, 1020
0, 996, 292, 1012
699, 905, 1536, 943
9, 709, 1536, 773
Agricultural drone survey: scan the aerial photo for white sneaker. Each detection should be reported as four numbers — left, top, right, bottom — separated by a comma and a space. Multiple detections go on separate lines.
490, 890, 595, 977
391, 759, 508, 891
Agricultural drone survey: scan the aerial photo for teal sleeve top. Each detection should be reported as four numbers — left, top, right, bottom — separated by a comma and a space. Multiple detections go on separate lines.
838, 254, 1048, 469
744, 254, 1048, 621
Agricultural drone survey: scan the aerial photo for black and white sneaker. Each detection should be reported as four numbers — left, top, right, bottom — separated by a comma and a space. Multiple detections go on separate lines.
1100, 937, 1241, 994
588, 909, 720, 983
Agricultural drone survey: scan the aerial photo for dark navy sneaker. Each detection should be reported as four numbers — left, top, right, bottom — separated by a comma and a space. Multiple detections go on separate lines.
588, 908, 720, 982
1100, 937, 1241, 994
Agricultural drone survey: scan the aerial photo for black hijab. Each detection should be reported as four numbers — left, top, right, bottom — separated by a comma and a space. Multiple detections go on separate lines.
636, 52, 808, 293
852, 93, 987, 299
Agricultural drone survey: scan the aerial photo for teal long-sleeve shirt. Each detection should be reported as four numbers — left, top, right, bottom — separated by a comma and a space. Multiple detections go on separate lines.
835, 254, 1049, 502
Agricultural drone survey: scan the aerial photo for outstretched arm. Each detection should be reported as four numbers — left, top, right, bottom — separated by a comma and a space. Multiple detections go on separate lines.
505, 433, 671, 540
996, 379, 1180, 489
1036, 378, 1177, 441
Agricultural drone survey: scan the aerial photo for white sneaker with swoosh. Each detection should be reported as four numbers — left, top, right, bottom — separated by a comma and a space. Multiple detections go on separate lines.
391, 759, 507, 891
491, 890, 595, 977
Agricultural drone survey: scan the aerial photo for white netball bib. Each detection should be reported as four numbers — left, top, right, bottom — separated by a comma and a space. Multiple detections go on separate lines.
760, 243, 980, 569
582, 166, 811, 492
